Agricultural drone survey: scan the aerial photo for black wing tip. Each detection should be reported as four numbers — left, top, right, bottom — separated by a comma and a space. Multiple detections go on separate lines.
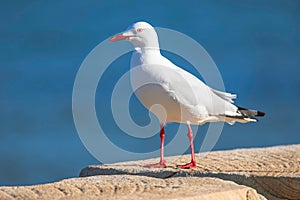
256, 111, 265, 117
237, 106, 265, 117
237, 106, 247, 110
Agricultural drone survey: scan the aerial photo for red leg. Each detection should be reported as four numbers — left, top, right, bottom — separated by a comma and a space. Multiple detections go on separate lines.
143, 124, 167, 168
178, 123, 197, 169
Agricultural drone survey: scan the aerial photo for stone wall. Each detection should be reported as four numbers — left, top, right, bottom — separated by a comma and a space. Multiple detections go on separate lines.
1, 144, 299, 200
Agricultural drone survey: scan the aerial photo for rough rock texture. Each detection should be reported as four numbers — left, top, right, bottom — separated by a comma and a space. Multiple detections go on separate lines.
1, 144, 298, 200
0, 175, 260, 200
80, 145, 300, 200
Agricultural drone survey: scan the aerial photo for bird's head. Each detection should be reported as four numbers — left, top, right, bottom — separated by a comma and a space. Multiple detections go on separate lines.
109, 21, 159, 49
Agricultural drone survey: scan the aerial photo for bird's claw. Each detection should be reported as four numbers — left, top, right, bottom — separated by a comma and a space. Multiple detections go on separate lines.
178, 161, 197, 169
143, 160, 167, 168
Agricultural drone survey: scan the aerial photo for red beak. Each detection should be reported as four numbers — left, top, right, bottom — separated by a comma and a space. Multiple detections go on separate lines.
109, 34, 129, 42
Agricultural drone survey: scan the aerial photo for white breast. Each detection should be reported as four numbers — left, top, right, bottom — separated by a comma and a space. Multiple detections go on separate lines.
130, 49, 238, 125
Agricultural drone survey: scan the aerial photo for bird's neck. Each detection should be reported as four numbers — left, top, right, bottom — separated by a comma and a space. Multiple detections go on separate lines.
131, 47, 162, 68
134, 47, 161, 55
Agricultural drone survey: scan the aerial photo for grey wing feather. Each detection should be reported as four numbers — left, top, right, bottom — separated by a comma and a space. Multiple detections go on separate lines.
210, 88, 237, 103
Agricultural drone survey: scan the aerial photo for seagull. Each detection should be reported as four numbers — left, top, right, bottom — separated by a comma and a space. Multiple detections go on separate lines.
109, 21, 265, 169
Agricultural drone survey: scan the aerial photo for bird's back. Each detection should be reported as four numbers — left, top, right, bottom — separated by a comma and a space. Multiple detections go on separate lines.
130, 50, 238, 124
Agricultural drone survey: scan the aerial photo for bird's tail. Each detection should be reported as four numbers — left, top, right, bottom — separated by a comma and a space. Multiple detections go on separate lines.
236, 106, 265, 122
223, 106, 265, 124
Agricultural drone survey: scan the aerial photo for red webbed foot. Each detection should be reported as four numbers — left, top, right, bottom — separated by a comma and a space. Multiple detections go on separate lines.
178, 160, 196, 169
143, 160, 167, 168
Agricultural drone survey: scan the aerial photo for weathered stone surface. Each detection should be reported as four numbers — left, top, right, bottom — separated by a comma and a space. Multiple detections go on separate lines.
0, 175, 260, 200
80, 144, 300, 200
1, 144, 298, 200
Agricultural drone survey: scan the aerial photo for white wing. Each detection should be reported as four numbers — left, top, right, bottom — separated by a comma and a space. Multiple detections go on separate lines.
131, 54, 239, 124
210, 88, 236, 103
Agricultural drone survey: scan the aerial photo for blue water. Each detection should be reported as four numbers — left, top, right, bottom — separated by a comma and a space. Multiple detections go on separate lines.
1, 0, 300, 186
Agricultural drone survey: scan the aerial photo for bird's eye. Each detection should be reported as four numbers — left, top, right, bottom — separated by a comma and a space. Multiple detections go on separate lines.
137, 28, 143, 33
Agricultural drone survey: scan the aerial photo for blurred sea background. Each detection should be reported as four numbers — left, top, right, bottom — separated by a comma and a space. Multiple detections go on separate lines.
1, 0, 300, 186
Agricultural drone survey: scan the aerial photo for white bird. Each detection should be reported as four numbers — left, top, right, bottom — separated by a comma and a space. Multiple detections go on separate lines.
109, 21, 265, 169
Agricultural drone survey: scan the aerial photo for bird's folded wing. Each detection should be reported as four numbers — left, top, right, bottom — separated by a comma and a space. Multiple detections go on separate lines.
210, 88, 237, 103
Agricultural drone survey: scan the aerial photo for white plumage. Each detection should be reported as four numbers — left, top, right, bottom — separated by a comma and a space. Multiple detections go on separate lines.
110, 21, 264, 169
126, 22, 254, 125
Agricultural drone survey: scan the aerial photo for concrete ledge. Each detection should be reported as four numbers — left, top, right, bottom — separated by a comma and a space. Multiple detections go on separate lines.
1, 144, 298, 200
0, 175, 260, 200
80, 144, 300, 200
